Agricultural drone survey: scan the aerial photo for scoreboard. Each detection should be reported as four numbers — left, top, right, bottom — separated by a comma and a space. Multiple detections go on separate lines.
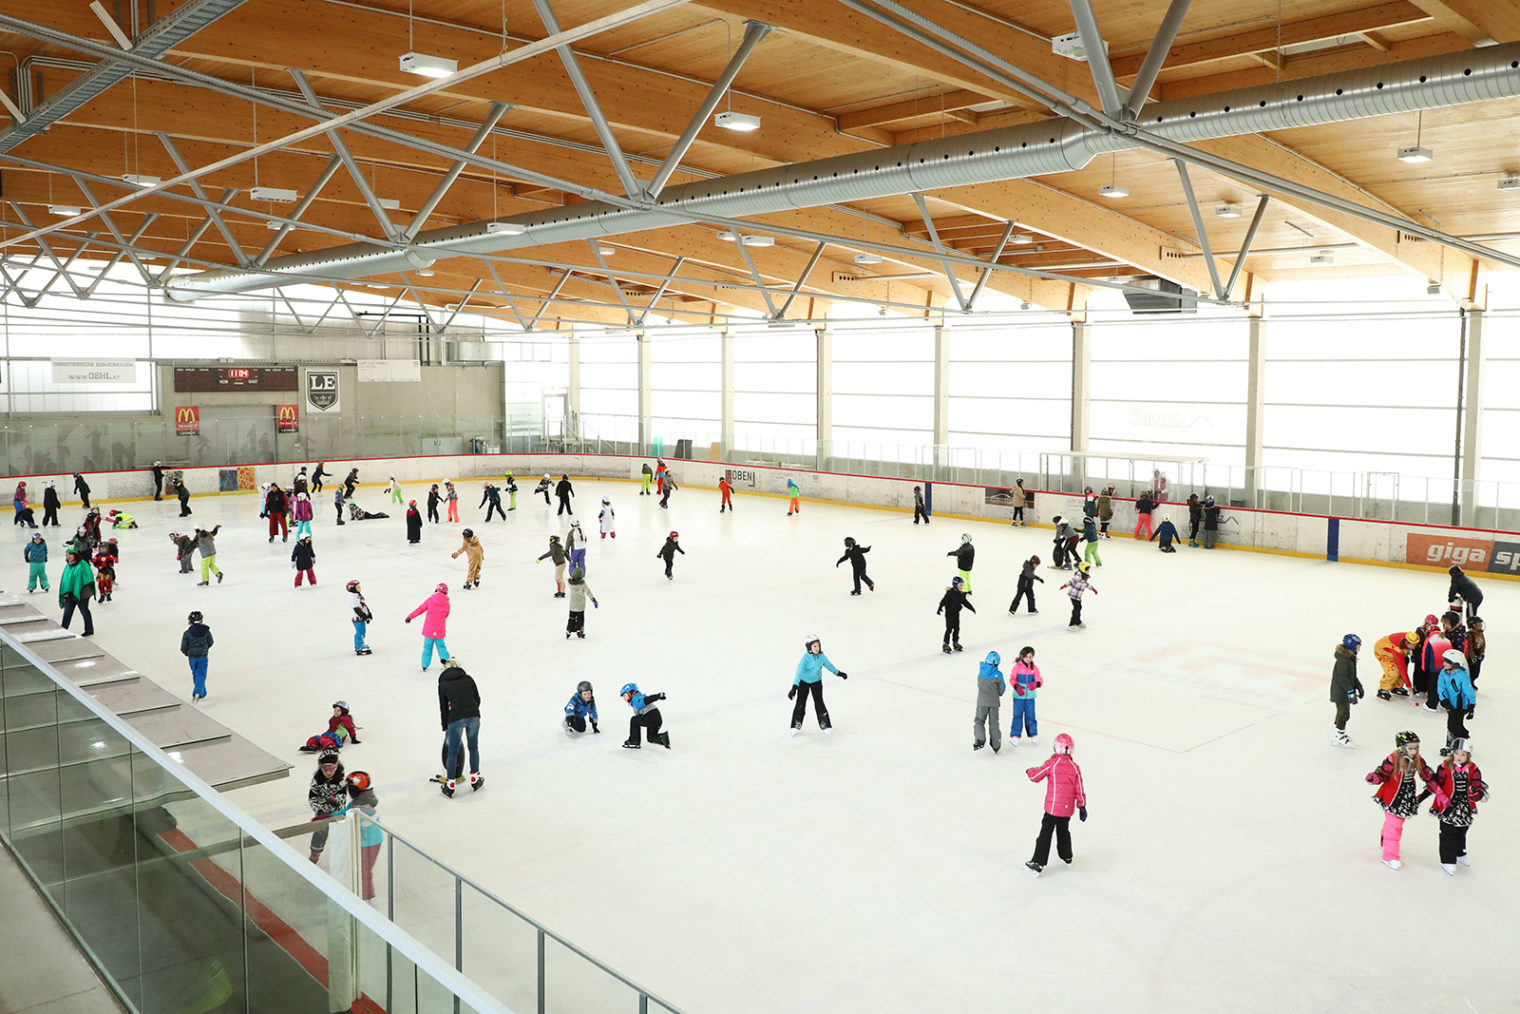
174, 367, 299, 392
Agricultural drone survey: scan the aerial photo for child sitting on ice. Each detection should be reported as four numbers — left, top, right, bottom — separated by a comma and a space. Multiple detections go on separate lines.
107, 509, 138, 529
564, 680, 600, 735
301, 700, 362, 752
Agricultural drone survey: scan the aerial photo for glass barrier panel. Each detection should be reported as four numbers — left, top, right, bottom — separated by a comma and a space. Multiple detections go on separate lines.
460, 880, 539, 1013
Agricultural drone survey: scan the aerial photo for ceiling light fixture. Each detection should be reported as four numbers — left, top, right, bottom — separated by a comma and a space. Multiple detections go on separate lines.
1010, 233, 1034, 244
1214, 203, 1242, 218
121, 173, 161, 187
265, 220, 284, 230
399, 52, 457, 79
717, 231, 738, 241
1099, 153, 1127, 198
714, 110, 761, 132
485, 221, 526, 235
741, 235, 773, 247
1309, 250, 1335, 264
378, 198, 402, 211
416, 269, 435, 277
854, 253, 883, 265
249, 186, 299, 203
48, 204, 82, 217
598, 245, 616, 256
1499, 175, 1520, 191
1397, 110, 1433, 163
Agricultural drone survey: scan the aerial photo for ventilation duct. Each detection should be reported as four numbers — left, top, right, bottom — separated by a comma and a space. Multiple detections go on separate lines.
167, 43, 1520, 301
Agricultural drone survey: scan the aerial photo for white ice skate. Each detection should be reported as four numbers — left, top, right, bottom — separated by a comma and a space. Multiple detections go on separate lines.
1441, 864, 1456, 876
1027, 737, 1037, 748
1456, 855, 1471, 867
1381, 858, 1401, 871
790, 726, 801, 737
823, 728, 833, 737
1331, 729, 1354, 748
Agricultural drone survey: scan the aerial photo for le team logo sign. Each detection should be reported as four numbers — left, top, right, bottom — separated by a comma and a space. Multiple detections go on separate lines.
175, 405, 200, 436
306, 368, 340, 412
276, 404, 300, 433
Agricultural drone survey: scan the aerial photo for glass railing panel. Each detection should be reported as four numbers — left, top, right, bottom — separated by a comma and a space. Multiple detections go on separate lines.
460, 879, 540, 1013
238, 828, 345, 1014
543, 932, 647, 1013
390, 833, 467, 969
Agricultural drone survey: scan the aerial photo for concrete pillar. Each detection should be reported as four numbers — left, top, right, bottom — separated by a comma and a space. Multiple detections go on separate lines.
719, 327, 735, 458
816, 327, 832, 466
1244, 314, 1266, 506
933, 324, 951, 468
635, 330, 651, 452
1069, 321, 1091, 490
1460, 308, 1485, 524
566, 334, 581, 438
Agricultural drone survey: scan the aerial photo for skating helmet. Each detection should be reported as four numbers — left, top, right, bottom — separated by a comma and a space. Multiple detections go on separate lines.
1423, 613, 1439, 629
804, 634, 821, 651
1053, 733, 1074, 755
318, 748, 340, 766
1342, 634, 1362, 652
332, 700, 349, 712
389, 475, 396, 481
1078, 561, 1092, 574
1052, 515, 1062, 525
570, 519, 580, 528
187, 611, 203, 624
961, 533, 972, 543
1205, 496, 1215, 507
1016, 477, 1024, 485
543, 474, 550, 481
669, 531, 679, 539
1162, 514, 1170, 522
985, 651, 1000, 666
435, 583, 448, 594
346, 771, 371, 792
1030, 555, 1040, 566
1403, 633, 1419, 648
549, 534, 560, 543
620, 683, 638, 696
1084, 486, 1093, 494
1449, 739, 1471, 758
1448, 565, 1463, 577
601, 499, 610, 505
409, 499, 417, 507
844, 536, 855, 547
913, 485, 921, 492
1394, 730, 1420, 748
30, 532, 41, 541
462, 528, 474, 538
577, 680, 593, 695
301, 533, 312, 542
1442, 648, 1466, 667
346, 580, 360, 592
951, 576, 963, 587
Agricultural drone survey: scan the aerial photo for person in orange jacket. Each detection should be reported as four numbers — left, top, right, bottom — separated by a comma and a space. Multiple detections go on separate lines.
1373, 630, 1418, 700
719, 475, 734, 513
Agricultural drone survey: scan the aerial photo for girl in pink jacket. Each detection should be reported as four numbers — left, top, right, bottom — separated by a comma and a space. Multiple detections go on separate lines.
1025, 732, 1087, 877
405, 583, 452, 671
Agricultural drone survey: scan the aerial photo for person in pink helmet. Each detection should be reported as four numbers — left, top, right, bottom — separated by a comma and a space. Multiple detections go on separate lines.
1025, 732, 1087, 877
405, 582, 452, 671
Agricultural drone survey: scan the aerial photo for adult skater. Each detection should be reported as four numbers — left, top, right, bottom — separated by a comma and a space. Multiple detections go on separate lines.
151, 461, 165, 500
1150, 514, 1181, 552
565, 567, 598, 639
451, 528, 483, 590
194, 525, 224, 586
385, 476, 403, 505
42, 481, 60, 526
1425, 741, 1487, 876
58, 549, 96, 636
566, 519, 588, 573
181, 610, 214, 701
24, 533, 50, 593
790, 634, 848, 736
786, 478, 801, 516
347, 579, 373, 656
1050, 516, 1076, 569
292, 492, 314, 539
426, 484, 441, 524
658, 471, 677, 509
640, 461, 653, 496
1024, 733, 1087, 877
719, 475, 734, 513
405, 501, 423, 544
555, 474, 575, 516
1436, 649, 1475, 756
175, 477, 192, 517
973, 650, 1005, 752
621, 683, 669, 749
73, 472, 92, 509
343, 468, 359, 499
534, 474, 553, 505
445, 480, 460, 522
1373, 630, 1417, 700
1008, 555, 1043, 615
264, 482, 290, 542
1330, 634, 1364, 748
1133, 490, 1154, 540
1010, 478, 1028, 526
656, 531, 685, 580
912, 485, 929, 524
405, 582, 452, 671
438, 657, 484, 797
599, 498, 616, 538
938, 576, 974, 653
1446, 565, 1483, 621
292, 534, 317, 588
837, 537, 874, 595
311, 461, 328, 493
1059, 562, 1096, 629
479, 482, 505, 522
1201, 496, 1223, 548
537, 535, 568, 597
948, 533, 975, 593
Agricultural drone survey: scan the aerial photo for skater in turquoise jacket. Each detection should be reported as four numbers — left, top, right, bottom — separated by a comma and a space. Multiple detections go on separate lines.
790, 635, 849, 735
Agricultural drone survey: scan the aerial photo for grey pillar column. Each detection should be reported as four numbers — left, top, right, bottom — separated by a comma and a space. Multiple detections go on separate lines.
719, 327, 734, 458
567, 334, 581, 441
1244, 314, 1266, 507
816, 327, 832, 469
636, 329, 651, 454
1461, 309, 1485, 525
1069, 320, 1091, 491
933, 324, 950, 475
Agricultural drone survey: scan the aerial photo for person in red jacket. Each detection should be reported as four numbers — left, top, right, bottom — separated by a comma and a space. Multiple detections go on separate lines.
1365, 730, 1443, 870
719, 475, 734, 513
1420, 739, 1486, 875
1024, 732, 1087, 877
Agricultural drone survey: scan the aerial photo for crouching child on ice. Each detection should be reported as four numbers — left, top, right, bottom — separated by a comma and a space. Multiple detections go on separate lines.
564, 680, 599, 735
621, 683, 669, 749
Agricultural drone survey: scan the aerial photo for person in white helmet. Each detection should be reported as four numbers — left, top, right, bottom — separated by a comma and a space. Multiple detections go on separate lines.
534, 473, 553, 506
790, 634, 849, 736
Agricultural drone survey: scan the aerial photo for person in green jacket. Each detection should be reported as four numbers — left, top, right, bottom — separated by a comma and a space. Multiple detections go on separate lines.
24, 532, 50, 592
1330, 635, 1365, 748
58, 549, 95, 636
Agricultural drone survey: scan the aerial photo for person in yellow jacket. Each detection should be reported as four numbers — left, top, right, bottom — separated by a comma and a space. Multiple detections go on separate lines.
1373, 631, 1418, 699
451, 529, 484, 590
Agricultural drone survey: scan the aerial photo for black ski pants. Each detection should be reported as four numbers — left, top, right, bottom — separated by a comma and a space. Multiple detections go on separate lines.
628, 708, 663, 745
791, 681, 830, 730
943, 612, 961, 646
1031, 812, 1072, 866
1010, 577, 1037, 614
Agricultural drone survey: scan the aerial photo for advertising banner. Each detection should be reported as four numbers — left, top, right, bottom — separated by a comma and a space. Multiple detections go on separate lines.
275, 404, 300, 433
357, 359, 421, 382
175, 405, 200, 436
51, 359, 138, 384
1405, 532, 1492, 571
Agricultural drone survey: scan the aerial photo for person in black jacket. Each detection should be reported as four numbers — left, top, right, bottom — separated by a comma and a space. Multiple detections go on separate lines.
1447, 566, 1483, 621
73, 472, 91, 509
1008, 555, 1044, 615
1201, 496, 1222, 549
264, 483, 290, 542
938, 576, 974, 653
343, 468, 359, 499
405, 500, 423, 544
1186, 493, 1203, 547
311, 462, 328, 493
438, 659, 484, 797
479, 483, 505, 522
948, 533, 975, 593
656, 531, 685, 580
1133, 491, 1155, 540
42, 481, 61, 527
426, 483, 441, 524
555, 474, 575, 516
176, 478, 192, 517
292, 534, 317, 587
151, 461, 165, 500
836, 536, 875, 595
912, 485, 929, 524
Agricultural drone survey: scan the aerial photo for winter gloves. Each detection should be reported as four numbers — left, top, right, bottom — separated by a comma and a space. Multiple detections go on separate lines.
788, 686, 797, 700
1079, 806, 1088, 822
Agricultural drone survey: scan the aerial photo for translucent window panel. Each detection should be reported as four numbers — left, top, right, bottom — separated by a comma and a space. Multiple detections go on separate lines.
1266, 313, 1459, 360
949, 323, 1072, 360
832, 393, 933, 430
1480, 409, 1519, 462
832, 426, 934, 451
1261, 446, 1451, 478
1263, 360, 1459, 406
1090, 360, 1246, 402
734, 362, 816, 393
649, 332, 720, 363
1263, 404, 1455, 455
734, 391, 816, 423
578, 363, 636, 391
579, 414, 638, 440
832, 361, 933, 396
946, 360, 1070, 396
651, 390, 719, 420
832, 328, 933, 362
1089, 314, 1248, 361
651, 361, 720, 392
1090, 437, 1245, 467
578, 388, 637, 416
733, 422, 815, 454
949, 397, 1069, 437
1483, 360, 1520, 409
577, 337, 639, 363
1090, 401, 1246, 450
733, 330, 815, 362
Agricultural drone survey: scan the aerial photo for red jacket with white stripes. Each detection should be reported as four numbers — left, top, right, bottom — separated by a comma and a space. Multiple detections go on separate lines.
1026, 754, 1086, 817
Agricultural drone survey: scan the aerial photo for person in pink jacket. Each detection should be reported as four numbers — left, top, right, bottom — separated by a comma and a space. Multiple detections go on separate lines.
405, 583, 452, 672
1025, 732, 1087, 877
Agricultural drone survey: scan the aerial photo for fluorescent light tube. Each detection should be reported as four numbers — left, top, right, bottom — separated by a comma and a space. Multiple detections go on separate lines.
714, 111, 760, 132
249, 186, 299, 203
48, 204, 82, 217
1098, 183, 1129, 198
122, 173, 161, 187
399, 52, 457, 79
485, 221, 526, 235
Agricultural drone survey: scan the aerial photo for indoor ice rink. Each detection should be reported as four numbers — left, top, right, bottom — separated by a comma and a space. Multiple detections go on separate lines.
3, 1, 1520, 1013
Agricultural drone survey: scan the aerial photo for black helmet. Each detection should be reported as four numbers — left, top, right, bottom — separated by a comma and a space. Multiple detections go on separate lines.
843, 536, 855, 546
462, 528, 474, 538
1395, 730, 1420, 748
577, 680, 593, 694
188, 611, 203, 624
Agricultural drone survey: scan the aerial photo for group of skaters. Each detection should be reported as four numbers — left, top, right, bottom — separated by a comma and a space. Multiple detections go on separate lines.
1328, 565, 1491, 874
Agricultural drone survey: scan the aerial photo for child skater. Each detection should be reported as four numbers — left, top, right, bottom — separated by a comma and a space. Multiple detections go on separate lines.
1024, 732, 1087, 877
937, 576, 974, 653
181, 610, 214, 702
24, 532, 50, 593
786, 478, 801, 516
790, 634, 848, 736
1008, 555, 1043, 615
1081, 515, 1102, 567
301, 701, 362, 752
537, 534, 568, 597
505, 472, 518, 511
1097, 487, 1113, 538
1150, 514, 1181, 552
1365, 730, 1441, 870
405, 500, 423, 544
339, 771, 382, 901
306, 749, 348, 864
427, 483, 441, 524
451, 528, 484, 590
170, 531, 196, 575
1059, 562, 1096, 629
836, 536, 874, 595
1010, 477, 1028, 526
385, 475, 403, 504
445, 480, 460, 523
1436, 648, 1475, 755
1049, 517, 1075, 569
1373, 631, 1417, 700
566, 519, 588, 573
292, 492, 314, 539
1010, 646, 1042, 747
535, 474, 553, 505
92, 547, 116, 603
292, 534, 317, 588
913, 485, 929, 524
565, 567, 598, 639
656, 531, 685, 580
972, 650, 1004, 752
948, 533, 975, 592
564, 680, 599, 735
621, 683, 670, 749
1330, 634, 1364, 748
599, 498, 616, 539
1465, 616, 1484, 689
347, 579, 373, 656
1422, 739, 1487, 875
719, 475, 734, 512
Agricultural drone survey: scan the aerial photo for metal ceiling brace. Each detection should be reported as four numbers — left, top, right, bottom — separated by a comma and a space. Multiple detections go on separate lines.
773, 242, 825, 320
289, 69, 401, 242
1121, 0, 1192, 119
586, 240, 639, 325
0, 255, 43, 307
73, 178, 158, 283
480, 259, 531, 331
1067, 0, 1122, 117
437, 278, 484, 335
530, 0, 643, 200
912, 193, 970, 311
405, 103, 509, 242
646, 20, 772, 201
1224, 194, 1270, 297
966, 221, 1015, 311
637, 255, 686, 325
7, 202, 88, 297
156, 214, 217, 282
82, 219, 157, 296
406, 285, 440, 332
363, 289, 409, 337
1174, 158, 1226, 298
730, 233, 780, 318
255, 154, 344, 266
158, 134, 249, 266
528, 272, 572, 330
274, 287, 312, 333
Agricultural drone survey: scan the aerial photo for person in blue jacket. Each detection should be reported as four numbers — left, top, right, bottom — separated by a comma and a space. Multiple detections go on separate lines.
564, 680, 600, 735
1436, 648, 1475, 756
791, 634, 849, 736
621, 683, 669, 749
1150, 514, 1181, 553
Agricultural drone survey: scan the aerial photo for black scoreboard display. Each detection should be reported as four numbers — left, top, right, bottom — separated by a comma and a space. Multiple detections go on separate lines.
174, 367, 299, 392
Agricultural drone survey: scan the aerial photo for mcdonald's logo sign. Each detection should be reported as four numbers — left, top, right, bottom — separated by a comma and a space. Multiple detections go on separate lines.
275, 403, 300, 433
175, 405, 200, 435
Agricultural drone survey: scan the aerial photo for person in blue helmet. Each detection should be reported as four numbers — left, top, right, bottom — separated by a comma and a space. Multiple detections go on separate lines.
621, 682, 668, 749
790, 634, 849, 736
1201, 496, 1222, 549
973, 650, 1006, 753
564, 680, 599, 736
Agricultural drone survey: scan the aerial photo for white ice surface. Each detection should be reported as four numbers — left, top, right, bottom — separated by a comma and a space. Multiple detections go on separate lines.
14, 479, 1519, 1013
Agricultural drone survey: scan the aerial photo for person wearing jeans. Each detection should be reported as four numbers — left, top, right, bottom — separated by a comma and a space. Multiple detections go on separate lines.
437, 659, 483, 797
181, 610, 214, 702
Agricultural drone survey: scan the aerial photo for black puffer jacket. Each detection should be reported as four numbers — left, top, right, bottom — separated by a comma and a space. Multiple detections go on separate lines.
438, 664, 481, 727
292, 540, 316, 569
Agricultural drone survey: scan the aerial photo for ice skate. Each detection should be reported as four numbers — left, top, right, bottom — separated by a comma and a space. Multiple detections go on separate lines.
1028, 609, 1038, 615
196, 581, 209, 586
790, 725, 801, 737
1331, 729, 1354, 748
823, 727, 833, 737
622, 740, 641, 749
1381, 858, 1401, 870
440, 782, 455, 798
1024, 861, 1043, 878
1456, 855, 1471, 867
576, 630, 585, 639
1391, 687, 1409, 697
850, 590, 861, 596
566, 631, 572, 639
942, 644, 953, 654
470, 775, 485, 791
1441, 864, 1456, 876
1027, 737, 1037, 748
973, 742, 984, 751
1376, 689, 1392, 700
216, 571, 223, 583
952, 642, 963, 651
659, 732, 670, 749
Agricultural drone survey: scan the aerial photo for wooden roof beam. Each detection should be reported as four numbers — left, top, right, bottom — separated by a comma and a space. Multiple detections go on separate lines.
835, 89, 989, 130
1406, 0, 1520, 44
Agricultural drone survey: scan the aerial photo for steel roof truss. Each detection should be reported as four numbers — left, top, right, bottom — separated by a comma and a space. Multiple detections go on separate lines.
912, 193, 970, 311
6, 201, 88, 298
586, 240, 638, 325
405, 103, 509, 243
157, 134, 249, 267
255, 155, 345, 267
773, 242, 825, 321
1122, 0, 1193, 120
1173, 158, 1226, 299
966, 221, 1015, 312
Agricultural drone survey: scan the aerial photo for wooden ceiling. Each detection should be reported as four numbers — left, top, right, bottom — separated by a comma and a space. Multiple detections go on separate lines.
0, 0, 1516, 327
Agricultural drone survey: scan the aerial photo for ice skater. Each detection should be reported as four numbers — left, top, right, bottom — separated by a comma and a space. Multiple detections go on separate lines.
1446, 565, 1483, 621
175, 477, 192, 517
658, 471, 677, 509
24, 533, 50, 593
538, 535, 568, 597
91, 549, 115, 603
790, 634, 848, 736
1186, 493, 1202, 547
339, 771, 382, 900
786, 478, 801, 516
1133, 490, 1154, 540
427, 483, 441, 523
1010, 646, 1042, 747
445, 480, 460, 523
1010, 478, 1028, 526
438, 658, 484, 796
564, 681, 599, 735
11, 480, 25, 523
1008, 555, 1042, 615
181, 610, 213, 702
973, 651, 1005, 752
948, 533, 975, 593
656, 531, 685, 580
194, 525, 224, 586
599, 499, 616, 538
1436, 649, 1475, 755
1373, 630, 1417, 700
640, 461, 654, 496
301, 701, 360, 752
1097, 487, 1113, 538
1365, 730, 1440, 870
58, 549, 95, 636
385, 476, 403, 504
292, 534, 317, 587
292, 491, 314, 539
343, 468, 359, 499
565, 567, 598, 639
334, 486, 347, 525
73, 472, 92, 509
1082, 485, 1097, 520
621, 682, 669, 749
1024, 733, 1086, 877
405, 500, 423, 543
566, 519, 588, 573
1081, 515, 1102, 567
42, 481, 60, 526
311, 461, 327, 493
405, 582, 452, 671
1050, 516, 1078, 570
348, 579, 373, 656
451, 528, 483, 589
1059, 562, 1096, 629
1423, 740, 1486, 875
719, 475, 733, 512
937, 576, 974, 653
1150, 514, 1181, 552
912, 485, 929, 524
505, 472, 518, 511
1466, 616, 1485, 689
151, 462, 165, 500
555, 474, 575, 516
264, 482, 290, 542
480, 482, 506, 522
1330, 634, 1364, 747
535, 474, 553, 505
307, 750, 348, 862
1201, 496, 1222, 548
837, 537, 874, 595
170, 531, 196, 574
